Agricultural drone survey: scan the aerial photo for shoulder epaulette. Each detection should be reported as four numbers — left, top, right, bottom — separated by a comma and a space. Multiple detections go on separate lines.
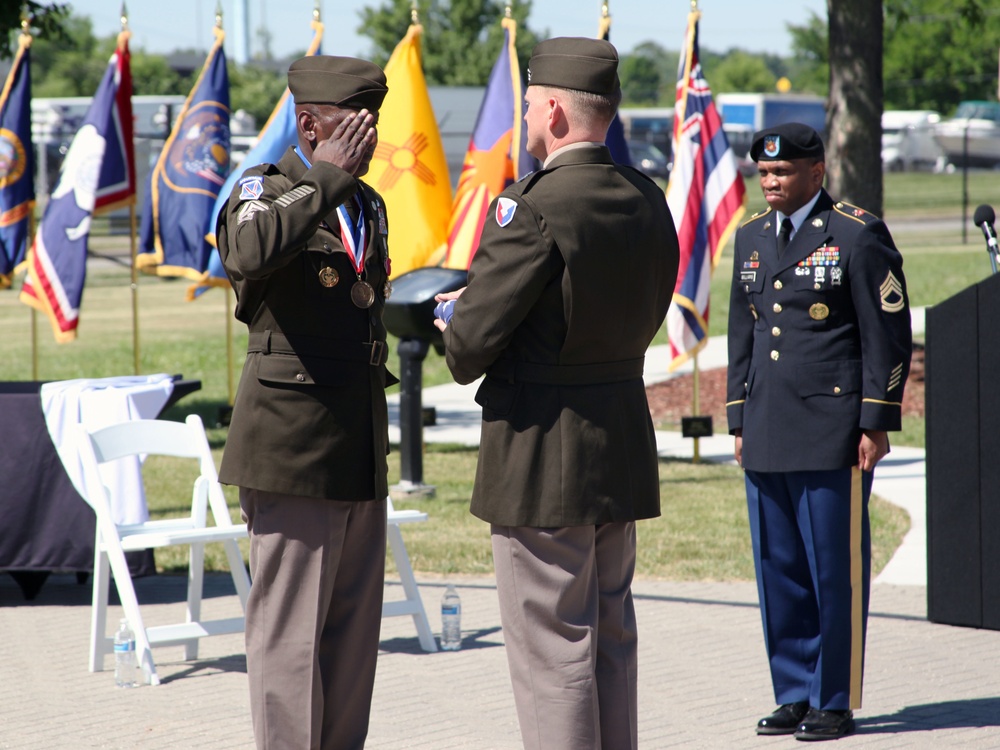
740, 207, 773, 229
518, 169, 548, 195
833, 201, 881, 225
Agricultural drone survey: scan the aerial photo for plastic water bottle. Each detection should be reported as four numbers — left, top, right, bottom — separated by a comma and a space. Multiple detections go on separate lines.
440, 584, 462, 651
113, 618, 137, 688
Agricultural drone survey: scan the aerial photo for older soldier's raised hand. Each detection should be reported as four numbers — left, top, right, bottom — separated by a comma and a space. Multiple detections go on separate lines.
312, 108, 377, 176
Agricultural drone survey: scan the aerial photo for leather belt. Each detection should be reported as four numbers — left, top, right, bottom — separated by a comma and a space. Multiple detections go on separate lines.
247, 331, 388, 367
486, 357, 645, 386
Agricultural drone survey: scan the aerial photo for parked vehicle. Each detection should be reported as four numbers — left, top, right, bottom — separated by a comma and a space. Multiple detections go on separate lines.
716, 93, 827, 138
933, 101, 1000, 169
882, 110, 945, 172
627, 141, 670, 180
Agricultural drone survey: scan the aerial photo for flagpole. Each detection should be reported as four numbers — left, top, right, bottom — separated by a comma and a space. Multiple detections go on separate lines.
117, 5, 141, 375
16, 9, 40, 380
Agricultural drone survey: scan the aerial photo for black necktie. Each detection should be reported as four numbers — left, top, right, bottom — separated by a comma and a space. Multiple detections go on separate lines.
777, 218, 793, 256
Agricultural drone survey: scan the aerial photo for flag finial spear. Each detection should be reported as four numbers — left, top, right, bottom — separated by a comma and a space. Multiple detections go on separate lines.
215, 1, 223, 29
602, 2, 609, 19
505, 4, 512, 19
119, 3, 129, 31
411, 1, 419, 25
314, 0, 321, 23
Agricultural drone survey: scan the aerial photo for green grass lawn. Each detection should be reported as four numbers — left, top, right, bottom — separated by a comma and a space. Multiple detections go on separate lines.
4, 171, 991, 579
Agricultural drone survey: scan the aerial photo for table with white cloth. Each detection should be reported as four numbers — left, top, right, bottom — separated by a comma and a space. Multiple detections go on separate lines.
0, 375, 201, 600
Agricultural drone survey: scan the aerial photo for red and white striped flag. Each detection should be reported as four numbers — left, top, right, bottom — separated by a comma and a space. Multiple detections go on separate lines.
665, 8, 746, 371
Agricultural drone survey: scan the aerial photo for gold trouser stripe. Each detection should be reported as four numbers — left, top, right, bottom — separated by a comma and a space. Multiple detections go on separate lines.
849, 466, 864, 710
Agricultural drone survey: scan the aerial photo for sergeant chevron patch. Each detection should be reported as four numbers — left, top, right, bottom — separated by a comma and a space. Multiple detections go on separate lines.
880, 271, 905, 313
237, 200, 269, 224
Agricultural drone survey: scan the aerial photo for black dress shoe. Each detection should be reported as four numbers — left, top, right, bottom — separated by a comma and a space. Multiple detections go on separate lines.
756, 702, 810, 735
794, 708, 854, 741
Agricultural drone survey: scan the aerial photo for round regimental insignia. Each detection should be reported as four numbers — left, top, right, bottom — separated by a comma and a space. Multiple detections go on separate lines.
318, 267, 339, 287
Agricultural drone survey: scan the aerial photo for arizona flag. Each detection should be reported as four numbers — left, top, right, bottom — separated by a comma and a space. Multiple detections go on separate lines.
188, 16, 323, 300
20, 31, 135, 342
137, 26, 229, 280
443, 16, 535, 270
366, 22, 451, 278
664, 9, 746, 371
0, 29, 35, 289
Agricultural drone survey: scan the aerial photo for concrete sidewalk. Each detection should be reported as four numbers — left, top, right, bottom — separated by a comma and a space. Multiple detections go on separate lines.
3, 571, 1000, 748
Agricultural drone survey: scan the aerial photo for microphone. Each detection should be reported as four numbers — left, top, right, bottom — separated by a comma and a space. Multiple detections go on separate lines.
973, 204, 999, 274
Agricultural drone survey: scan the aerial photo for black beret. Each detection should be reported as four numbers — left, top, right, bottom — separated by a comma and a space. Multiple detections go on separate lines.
750, 122, 825, 162
287, 56, 388, 111
527, 37, 620, 96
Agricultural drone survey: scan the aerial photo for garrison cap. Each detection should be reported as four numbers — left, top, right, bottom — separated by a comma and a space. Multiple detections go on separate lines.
750, 122, 826, 162
527, 37, 620, 96
287, 55, 388, 110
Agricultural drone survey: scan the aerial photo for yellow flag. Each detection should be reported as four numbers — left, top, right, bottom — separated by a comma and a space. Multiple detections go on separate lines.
367, 24, 452, 278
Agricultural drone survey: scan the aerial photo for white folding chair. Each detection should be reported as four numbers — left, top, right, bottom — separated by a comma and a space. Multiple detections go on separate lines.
74, 414, 251, 685
383, 497, 437, 652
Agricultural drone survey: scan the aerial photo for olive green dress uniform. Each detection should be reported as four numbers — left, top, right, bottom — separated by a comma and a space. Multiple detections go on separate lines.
443, 38, 679, 749
445, 145, 678, 526
445, 143, 678, 750
216, 55, 394, 750
217, 147, 394, 500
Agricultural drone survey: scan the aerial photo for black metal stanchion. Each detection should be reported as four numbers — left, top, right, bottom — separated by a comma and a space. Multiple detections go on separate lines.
392, 336, 435, 496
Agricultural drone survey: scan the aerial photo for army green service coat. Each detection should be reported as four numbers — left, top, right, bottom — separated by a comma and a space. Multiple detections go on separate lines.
216, 147, 394, 501
443, 145, 680, 527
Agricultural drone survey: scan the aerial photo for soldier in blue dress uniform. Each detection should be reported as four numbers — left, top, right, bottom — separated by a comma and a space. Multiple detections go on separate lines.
726, 122, 912, 741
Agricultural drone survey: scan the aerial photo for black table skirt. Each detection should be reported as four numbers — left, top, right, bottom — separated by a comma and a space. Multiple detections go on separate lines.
0, 379, 200, 600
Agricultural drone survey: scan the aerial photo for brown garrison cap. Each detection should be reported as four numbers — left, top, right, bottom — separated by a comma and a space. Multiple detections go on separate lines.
287, 55, 388, 110
527, 37, 620, 96
750, 122, 826, 162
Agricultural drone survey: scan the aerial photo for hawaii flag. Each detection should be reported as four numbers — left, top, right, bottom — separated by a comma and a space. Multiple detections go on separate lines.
664, 8, 745, 371
137, 26, 229, 280
20, 31, 135, 342
188, 16, 323, 300
443, 16, 535, 270
366, 22, 451, 278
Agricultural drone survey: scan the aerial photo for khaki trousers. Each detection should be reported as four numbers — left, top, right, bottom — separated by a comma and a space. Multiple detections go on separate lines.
491, 522, 638, 750
240, 489, 386, 750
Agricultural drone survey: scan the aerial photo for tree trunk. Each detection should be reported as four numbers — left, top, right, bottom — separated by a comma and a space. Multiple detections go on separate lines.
826, 0, 884, 215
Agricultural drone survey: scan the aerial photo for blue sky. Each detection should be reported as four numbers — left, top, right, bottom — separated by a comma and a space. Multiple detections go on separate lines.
67, 1, 828, 60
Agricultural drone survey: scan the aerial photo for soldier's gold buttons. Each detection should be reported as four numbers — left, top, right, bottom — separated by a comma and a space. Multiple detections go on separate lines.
834, 386, 842, 394
772, 327, 781, 337
774, 280, 783, 290
770, 350, 780, 361
773, 303, 782, 313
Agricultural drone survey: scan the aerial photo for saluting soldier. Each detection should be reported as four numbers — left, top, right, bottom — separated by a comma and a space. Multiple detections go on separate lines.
726, 122, 912, 741
435, 38, 679, 750
215, 56, 394, 750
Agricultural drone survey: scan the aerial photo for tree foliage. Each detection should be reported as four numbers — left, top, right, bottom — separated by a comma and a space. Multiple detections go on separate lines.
710, 51, 777, 95
883, 0, 1000, 113
1, 1, 71, 58
356, 0, 541, 86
